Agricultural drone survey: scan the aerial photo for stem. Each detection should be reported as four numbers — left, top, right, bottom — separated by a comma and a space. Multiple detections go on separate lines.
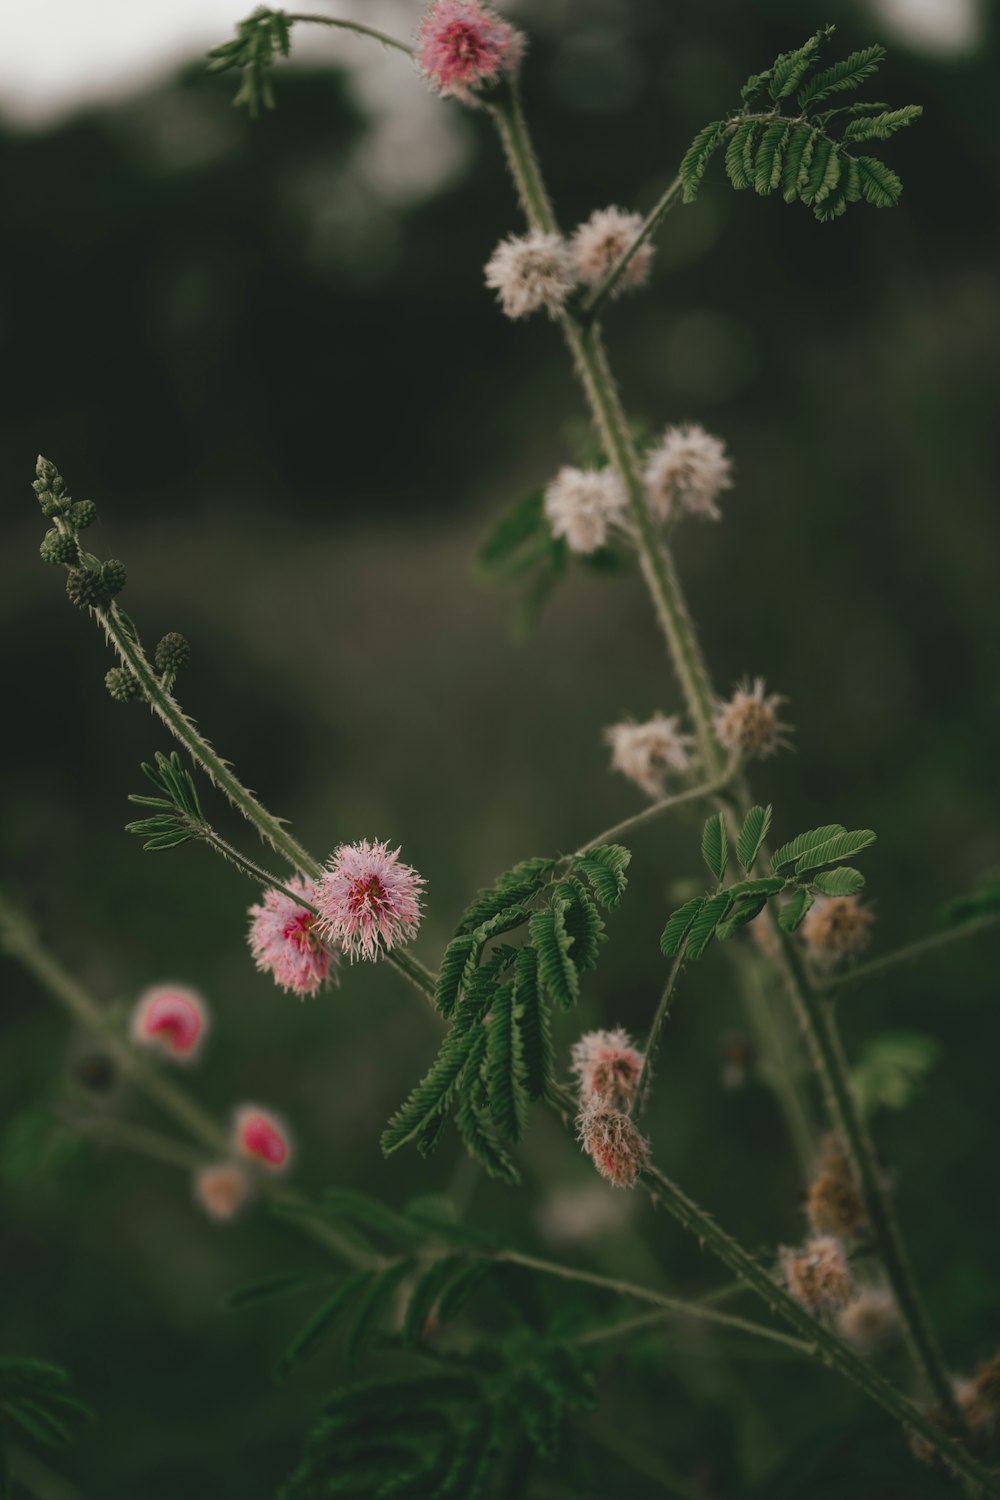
0, 897, 368, 1267
283, 14, 414, 56
730, 946, 817, 1175
76, 1116, 207, 1172
641, 1166, 1000, 1496
100, 603, 321, 877
581, 173, 683, 318
771, 918, 961, 1421
494, 1250, 813, 1357
819, 915, 1000, 996
633, 952, 685, 1117
574, 766, 735, 856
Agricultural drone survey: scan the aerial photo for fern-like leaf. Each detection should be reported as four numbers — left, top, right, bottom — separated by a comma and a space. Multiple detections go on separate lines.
798, 44, 886, 107
487, 983, 528, 1143
701, 812, 729, 882
576, 844, 631, 910
680, 120, 727, 202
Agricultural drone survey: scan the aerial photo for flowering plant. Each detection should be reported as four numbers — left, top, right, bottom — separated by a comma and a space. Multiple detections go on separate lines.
4, 5, 999, 1496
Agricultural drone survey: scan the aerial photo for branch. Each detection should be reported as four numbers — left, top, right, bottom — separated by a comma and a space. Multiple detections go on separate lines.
819, 914, 1000, 995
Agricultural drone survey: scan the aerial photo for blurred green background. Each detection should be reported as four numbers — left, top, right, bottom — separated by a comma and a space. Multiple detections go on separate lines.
2, 0, 998, 1494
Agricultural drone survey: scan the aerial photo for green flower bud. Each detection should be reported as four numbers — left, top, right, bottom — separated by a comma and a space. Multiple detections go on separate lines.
38, 492, 71, 519
154, 631, 190, 674
69, 499, 98, 530
101, 559, 127, 598
66, 567, 106, 610
39, 529, 78, 566
105, 666, 141, 703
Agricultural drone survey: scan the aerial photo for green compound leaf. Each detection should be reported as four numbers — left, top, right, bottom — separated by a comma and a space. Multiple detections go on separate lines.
575, 844, 631, 910
716, 896, 768, 942
754, 120, 791, 195
855, 155, 903, 206
454, 857, 555, 937
556, 876, 605, 972
701, 812, 729, 883
725, 118, 759, 189
737, 804, 773, 871
798, 44, 886, 107
476, 490, 546, 576
771, 825, 847, 870
278, 1272, 373, 1379
685, 892, 733, 960
680, 119, 727, 202
813, 867, 866, 896
794, 829, 876, 874
661, 895, 705, 957
486, 983, 528, 1144
529, 898, 579, 1009
345, 1261, 414, 1364
778, 887, 815, 932
782, 125, 817, 202
768, 27, 833, 101
512, 946, 552, 1103
842, 105, 922, 141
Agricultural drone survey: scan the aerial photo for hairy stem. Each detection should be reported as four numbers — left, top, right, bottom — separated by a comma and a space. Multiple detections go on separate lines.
819, 914, 1000, 996
574, 765, 736, 856
284, 14, 414, 56
641, 1166, 998, 1495
495, 1250, 813, 1357
633, 952, 685, 1117
729, 946, 817, 1175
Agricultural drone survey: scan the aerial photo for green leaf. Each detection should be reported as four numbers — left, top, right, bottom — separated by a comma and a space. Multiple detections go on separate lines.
575, 844, 631, 910
318, 1189, 427, 1247
716, 896, 768, 941
754, 120, 790, 195
279, 1273, 373, 1378
345, 1261, 413, 1363
701, 812, 728, 883
556, 876, 605, 972
435, 1259, 494, 1324
454, 858, 555, 936
794, 828, 876, 874
680, 120, 727, 202
737, 805, 773, 871
740, 68, 772, 104
435, 935, 477, 1019
455, 1096, 520, 1185
685, 892, 733, 959
850, 1032, 940, 1118
768, 28, 832, 101
843, 105, 922, 141
799, 137, 841, 204
725, 118, 758, 189
660, 896, 704, 957
813, 867, 866, 896
476, 491, 545, 576
798, 44, 886, 107
724, 876, 785, 900
781, 126, 817, 202
778, 887, 814, 932
486, 983, 528, 1143
529, 899, 579, 1009
381, 1014, 481, 1157
227, 1271, 334, 1310
855, 156, 903, 206
772, 825, 847, 870
512, 946, 553, 1103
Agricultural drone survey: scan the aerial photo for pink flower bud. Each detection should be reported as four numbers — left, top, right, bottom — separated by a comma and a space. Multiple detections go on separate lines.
193, 1162, 253, 1223
571, 1028, 645, 1111
577, 1101, 649, 1189
232, 1105, 293, 1174
130, 984, 208, 1063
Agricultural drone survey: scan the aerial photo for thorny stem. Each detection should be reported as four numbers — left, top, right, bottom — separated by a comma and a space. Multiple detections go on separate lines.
0, 896, 368, 1268
640, 1166, 1000, 1496
494, 1250, 814, 1358
488, 81, 964, 1427
728, 945, 817, 1176
633, 952, 685, 1117
819, 914, 1000, 996
573, 764, 736, 856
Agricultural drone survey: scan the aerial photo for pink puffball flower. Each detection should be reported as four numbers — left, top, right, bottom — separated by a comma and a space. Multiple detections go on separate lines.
130, 984, 208, 1063
571, 206, 653, 297
193, 1162, 253, 1223
247, 877, 337, 998
315, 839, 425, 962
577, 1102, 649, 1189
417, 0, 525, 105
232, 1105, 293, 1174
571, 1028, 645, 1112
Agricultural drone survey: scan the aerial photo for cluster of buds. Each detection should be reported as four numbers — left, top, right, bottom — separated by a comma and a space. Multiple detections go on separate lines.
485, 203, 656, 325
32, 455, 126, 613
800, 895, 874, 967
805, 1136, 867, 1241
714, 677, 792, 761
604, 713, 696, 798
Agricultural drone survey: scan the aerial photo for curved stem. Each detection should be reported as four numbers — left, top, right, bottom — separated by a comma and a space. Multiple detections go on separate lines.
494, 1250, 813, 1357
641, 1166, 999, 1495
581, 173, 683, 318
284, 14, 414, 56
633, 952, 685, 1117
819, 914, 1000, 996
100, 603, 321, 877
574, 766, 736, 856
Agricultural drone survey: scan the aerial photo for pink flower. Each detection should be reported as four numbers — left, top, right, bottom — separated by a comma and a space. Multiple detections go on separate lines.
194, 1162, 253, 1223
130, 984, 208, 1063
417, 0, 525, 104
248, 877, 337, 997
577, 1102, 649, 1189
571, 1028, 645, 1111
232, 1105, 293, 1174
315, 839, 425, 962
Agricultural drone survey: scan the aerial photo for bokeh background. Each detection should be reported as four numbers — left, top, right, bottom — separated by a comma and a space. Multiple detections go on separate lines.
2, 0, 998, 1495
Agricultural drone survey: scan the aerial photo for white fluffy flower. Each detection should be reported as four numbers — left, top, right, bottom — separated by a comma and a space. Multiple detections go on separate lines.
543, 466, 625, 555
571, 206, 653, 297
484, 231, 575, 319
713, 678, 791, 760
604, 713, 695, 797
642, 423, 733, 522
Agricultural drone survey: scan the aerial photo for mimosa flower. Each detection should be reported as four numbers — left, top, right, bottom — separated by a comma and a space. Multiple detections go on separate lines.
248, 877, 337, 997
232, 1105, 294, 1174
315, 840, 425, 962
130, 984, 208, 1063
